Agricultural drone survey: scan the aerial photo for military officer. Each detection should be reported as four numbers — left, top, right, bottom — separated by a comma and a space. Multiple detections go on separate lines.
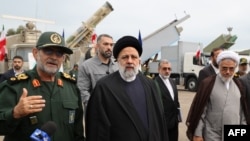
0, 32, 85, 141
234, 57, 248, 78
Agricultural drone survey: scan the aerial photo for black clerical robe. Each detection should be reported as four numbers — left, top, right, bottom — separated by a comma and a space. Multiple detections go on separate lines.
85, 71, 168, 141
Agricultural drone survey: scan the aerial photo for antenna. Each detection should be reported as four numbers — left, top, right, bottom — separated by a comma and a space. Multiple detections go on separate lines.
2, 14, 55, 24
227, 27, 233, 35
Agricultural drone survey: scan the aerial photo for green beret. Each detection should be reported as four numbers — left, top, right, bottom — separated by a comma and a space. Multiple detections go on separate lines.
36, 32, 73, 54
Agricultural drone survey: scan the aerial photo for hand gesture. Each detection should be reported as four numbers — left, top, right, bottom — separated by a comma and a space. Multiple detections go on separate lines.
13, 88, 46, 119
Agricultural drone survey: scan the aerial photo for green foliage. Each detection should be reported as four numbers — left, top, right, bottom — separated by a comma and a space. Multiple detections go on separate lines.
6, 28, 15, 36
16, 25, 25, 34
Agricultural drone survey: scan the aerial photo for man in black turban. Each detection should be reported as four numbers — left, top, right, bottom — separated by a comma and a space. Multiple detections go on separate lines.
85, 35, 168, 141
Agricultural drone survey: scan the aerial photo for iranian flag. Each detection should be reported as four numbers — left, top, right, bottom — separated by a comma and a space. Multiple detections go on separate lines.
0, 25, 6, 61
195, 43, 202, 60
91, 30, 97, 44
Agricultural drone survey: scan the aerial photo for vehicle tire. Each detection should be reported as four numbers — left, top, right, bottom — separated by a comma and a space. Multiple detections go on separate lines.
187, 78, 197, 92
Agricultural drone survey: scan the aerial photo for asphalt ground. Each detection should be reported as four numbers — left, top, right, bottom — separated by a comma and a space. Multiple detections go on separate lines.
0, 86, 195, 141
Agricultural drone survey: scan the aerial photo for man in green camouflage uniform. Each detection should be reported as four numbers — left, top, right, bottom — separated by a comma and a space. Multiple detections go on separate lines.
234, 57, 248, 78
0, 32, 85, 141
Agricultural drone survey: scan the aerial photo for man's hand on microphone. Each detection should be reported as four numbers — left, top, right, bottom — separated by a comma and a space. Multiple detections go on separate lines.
13, 88, 46, 119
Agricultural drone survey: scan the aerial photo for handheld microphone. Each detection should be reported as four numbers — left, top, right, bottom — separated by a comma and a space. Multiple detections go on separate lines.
30, 121, 57, 141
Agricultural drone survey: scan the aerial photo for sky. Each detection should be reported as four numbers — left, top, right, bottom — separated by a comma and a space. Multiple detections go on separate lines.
0, 0, 249, 52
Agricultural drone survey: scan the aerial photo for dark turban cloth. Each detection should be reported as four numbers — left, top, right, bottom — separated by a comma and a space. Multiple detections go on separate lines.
113, 36, 142, 59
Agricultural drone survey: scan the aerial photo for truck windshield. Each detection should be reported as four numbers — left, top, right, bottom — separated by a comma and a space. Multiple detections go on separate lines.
193, 54, 210, 66
16, 47, 33, 62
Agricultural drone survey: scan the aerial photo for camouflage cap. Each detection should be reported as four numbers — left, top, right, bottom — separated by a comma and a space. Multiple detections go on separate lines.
36, 31, 73, 54
240, 57, 248, 65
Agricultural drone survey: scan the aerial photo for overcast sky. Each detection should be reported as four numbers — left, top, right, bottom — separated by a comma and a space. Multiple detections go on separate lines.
0, 0, 249, 52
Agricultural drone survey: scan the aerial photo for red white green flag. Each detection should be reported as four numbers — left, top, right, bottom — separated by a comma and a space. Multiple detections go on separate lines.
91, 30, 97, 44
0, 25, 6, 61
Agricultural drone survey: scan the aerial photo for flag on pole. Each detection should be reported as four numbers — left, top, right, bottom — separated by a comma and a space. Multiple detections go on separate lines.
0, 25, 6, 61
138, 30, 142, 47
195, 43, 202, 60
62, 29, 65, 38
91, 30, 97, 44
195, 50, 200, 59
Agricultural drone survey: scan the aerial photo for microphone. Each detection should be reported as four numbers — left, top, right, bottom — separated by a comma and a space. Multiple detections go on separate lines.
30, 121, 57, 141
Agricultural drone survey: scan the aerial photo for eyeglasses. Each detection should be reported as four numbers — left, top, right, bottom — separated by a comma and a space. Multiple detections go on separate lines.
40, 48, 64, 57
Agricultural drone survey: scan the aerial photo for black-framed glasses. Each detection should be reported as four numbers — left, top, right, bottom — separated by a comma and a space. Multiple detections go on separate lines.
40, 48, 64, 57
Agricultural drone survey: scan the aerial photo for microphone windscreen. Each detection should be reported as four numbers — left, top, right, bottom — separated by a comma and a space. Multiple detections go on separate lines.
41, 121, 57, 137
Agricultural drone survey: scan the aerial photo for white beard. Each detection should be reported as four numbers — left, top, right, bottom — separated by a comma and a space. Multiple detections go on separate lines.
118, 63, 139, 82
218, 73, 233, 83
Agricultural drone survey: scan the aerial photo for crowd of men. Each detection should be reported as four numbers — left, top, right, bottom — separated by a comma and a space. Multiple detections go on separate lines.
0, 31, 249, 141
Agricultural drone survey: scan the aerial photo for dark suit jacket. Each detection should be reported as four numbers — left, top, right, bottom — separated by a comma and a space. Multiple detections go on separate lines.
197, 64, 216, 88
0, 69, 15, 83
239, 72, 250, 115
154, 76, 180, 129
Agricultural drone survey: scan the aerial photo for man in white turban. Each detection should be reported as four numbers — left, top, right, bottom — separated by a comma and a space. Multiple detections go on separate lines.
186, 50, 250, 141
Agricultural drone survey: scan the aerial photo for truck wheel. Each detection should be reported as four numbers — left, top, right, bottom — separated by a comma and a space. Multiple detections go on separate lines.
187, 78, 197, 92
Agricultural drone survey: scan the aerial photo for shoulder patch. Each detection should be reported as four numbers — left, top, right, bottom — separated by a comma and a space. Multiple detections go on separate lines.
61, 72, 76, 83
8, 73, 29, 84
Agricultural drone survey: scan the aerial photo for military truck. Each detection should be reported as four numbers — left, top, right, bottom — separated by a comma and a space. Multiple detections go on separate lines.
0, 1, 113, 76
145, 30, 238, 91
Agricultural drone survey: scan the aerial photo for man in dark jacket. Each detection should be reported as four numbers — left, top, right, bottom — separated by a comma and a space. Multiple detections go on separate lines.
0, 55, 24, 83
154, 59, 181, 141
197, 47, 223, 88
85, 36, 168, 141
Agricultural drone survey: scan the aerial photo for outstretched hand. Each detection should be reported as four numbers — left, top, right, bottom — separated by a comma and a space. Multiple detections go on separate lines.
13, 88, 46, 119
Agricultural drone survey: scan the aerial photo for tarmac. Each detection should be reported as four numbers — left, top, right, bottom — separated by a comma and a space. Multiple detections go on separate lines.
0, 86, 195, 141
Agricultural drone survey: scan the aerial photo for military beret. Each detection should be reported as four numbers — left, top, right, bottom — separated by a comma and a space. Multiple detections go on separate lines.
216, 50, 239, 65
113, 36, 142, 59
36, 31, 73, 54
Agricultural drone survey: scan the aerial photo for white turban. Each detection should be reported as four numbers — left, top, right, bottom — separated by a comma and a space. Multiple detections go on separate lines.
216, 50, 239, 65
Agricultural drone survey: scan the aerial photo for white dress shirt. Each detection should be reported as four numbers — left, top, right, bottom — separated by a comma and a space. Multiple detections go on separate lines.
160, 75, 175, 100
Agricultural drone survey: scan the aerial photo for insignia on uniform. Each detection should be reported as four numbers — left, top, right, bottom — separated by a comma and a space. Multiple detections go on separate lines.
72, 77, 76, 81
8, 73, 29, 84
32, 79, 41, 87
50, 33, 62, 44
62, 72, 71, 78
16, 73, 29, 80
61, 72, 76, 83
57, 79, 63, 87
29, 116, 38, 125
69, 110, 75, 124
10, 77, 17, 81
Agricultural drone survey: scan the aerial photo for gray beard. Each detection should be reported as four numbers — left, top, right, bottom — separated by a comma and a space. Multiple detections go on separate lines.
218, 73, 233, 83
118, 64, 139, 82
